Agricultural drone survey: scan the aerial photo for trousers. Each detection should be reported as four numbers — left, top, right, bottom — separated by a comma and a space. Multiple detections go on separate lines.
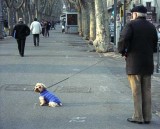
17, 38, 26, 56
33, 34, 39, 46
128, 75, 152, 122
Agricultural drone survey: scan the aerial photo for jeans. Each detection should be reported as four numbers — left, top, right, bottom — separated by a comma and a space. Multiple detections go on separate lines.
33, 34, 39, 46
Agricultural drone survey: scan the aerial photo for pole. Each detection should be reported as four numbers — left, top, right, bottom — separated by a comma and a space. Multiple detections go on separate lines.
155, 0, 160, 23
0, 0, 4, 39
123, 0, 126, 26
139, 0, 142, 4
114, 0, 117, 45
157, 40, 160, 73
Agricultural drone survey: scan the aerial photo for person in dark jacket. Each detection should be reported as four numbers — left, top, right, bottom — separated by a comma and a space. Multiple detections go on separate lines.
118, 5, 158, 124
12, 18, 30, 57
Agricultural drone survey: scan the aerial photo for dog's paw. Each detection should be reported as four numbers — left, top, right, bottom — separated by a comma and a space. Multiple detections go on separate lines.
48, 102, 58, 107
40, 103, 44, 106
59, 103, 62, 106
39, 96, 46, 106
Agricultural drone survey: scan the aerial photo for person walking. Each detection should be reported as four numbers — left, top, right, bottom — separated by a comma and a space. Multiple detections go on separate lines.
46, 21, 51, 37
30, 18, 42, 46
4, 20, 8, 36
52, 20, 56, 30
118, 5, 158, 124
41, 20, 45, 37
61, 18, 66, 33
12, 18, 30, 57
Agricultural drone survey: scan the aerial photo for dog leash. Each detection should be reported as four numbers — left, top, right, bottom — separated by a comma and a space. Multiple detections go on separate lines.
47, 58, 105, 89
47, 77, 69, 89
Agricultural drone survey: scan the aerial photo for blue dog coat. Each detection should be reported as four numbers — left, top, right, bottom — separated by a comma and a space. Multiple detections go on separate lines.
40, 90, 61, 105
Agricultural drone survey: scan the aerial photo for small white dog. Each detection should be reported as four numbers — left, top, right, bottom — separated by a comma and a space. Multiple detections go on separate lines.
34, 83, 62, 107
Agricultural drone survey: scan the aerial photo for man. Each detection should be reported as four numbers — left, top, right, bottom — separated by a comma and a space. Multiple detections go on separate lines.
4, 20, 8, 36
12, 18, 30, 57
30, 18, 42, 46
118, 5, 158, 124
61, 18, 66, 33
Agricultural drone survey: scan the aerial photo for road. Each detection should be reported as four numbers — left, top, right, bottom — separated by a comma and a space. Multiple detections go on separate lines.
0, 25, 160, 129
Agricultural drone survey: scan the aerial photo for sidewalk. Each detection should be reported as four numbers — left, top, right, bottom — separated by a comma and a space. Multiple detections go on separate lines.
103, 52, 160, 117
0, 25, 160, 129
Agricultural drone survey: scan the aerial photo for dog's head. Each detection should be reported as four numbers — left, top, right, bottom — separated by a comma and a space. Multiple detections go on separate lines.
34, 83, 47, 93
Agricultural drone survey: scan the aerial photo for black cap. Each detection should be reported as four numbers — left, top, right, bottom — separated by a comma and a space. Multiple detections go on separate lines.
131, 5, 147, 13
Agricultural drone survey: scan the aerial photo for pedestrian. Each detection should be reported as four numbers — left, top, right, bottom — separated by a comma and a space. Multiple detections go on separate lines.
41, 20, 45, 37
62, 18, 66, 33
118, 5, 158, 124
52, 20, 56, 30
46, 21, 51, 37
4, 20, 9, 36
43, 20, 48, 37
30, 18, 42, 46
12, 18, 30, 57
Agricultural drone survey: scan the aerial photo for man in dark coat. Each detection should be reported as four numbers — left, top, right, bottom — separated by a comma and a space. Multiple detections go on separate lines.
12, 18, 30, 57
118, 5, 158, 124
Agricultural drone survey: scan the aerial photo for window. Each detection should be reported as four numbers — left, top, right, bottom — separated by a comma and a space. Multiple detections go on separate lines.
146, 2, 151, 8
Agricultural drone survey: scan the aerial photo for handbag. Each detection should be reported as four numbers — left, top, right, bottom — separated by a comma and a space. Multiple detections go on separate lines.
13, 30, 16, 38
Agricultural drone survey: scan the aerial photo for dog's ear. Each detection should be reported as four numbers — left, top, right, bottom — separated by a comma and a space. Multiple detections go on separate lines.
41, 83, 47, 89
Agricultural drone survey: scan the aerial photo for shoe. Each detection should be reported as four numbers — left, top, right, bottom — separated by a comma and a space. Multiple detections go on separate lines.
20, 54, 24, 57
127, 118, 143, 124
144, 121, 150, 124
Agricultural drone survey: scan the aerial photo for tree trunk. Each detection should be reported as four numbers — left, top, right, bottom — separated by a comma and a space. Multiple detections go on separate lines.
102, 0, 114, 52
0, 0, 4, 39
78, 11, 82, 36
78, 0, 89, 39
93, 0, 107, 53
89, 1, 96, 42
82, 5, 89, 40
7, 7, 14, 35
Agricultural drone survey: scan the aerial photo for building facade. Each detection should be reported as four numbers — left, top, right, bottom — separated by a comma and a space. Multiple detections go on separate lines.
107, 0, 160, 23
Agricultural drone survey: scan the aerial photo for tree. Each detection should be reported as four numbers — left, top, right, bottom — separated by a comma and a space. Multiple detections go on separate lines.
88, 0, 96, 42
43, 0, 63, 20
93, 0, 107, 52
0, 0, 4, 39
32, 0, 47, 20
79, 0, 90, 39
4, 0, 24, 35
65, 0, 113, 53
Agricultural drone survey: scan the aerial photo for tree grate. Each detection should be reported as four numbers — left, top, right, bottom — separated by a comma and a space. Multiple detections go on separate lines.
1, 84, 34, 91
55, 86, 91, 93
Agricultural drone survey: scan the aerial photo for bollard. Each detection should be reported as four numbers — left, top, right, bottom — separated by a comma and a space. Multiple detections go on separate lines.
156, 40, 160, 73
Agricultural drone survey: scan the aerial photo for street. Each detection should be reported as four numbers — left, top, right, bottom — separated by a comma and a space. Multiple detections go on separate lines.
0, 25, 160, 129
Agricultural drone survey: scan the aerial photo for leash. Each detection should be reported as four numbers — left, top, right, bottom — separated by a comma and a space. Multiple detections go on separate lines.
47, 59, 105, 89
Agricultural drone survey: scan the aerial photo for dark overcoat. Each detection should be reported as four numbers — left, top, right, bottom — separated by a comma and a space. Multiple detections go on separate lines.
118, 17, 158, 75
12, 21, 30, 39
